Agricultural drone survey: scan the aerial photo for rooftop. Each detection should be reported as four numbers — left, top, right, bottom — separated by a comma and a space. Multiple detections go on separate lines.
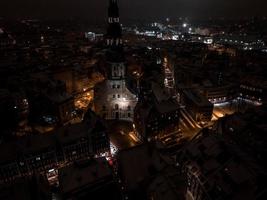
117, 144, 167, 191
151, 81, 170, 102
180, 130, 267, 199
0, 110, 99, 165
183, 89, 212, 107
59, 158, 112, 194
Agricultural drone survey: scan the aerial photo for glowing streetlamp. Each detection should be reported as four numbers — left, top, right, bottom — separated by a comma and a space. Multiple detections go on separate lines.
182, 23, 187, 28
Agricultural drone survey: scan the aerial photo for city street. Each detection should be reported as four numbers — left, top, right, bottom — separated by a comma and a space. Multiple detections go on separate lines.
212, 98, 261, 121
74, 90, 94, 110
179, 108, 202, 139
106, 120, 140, 151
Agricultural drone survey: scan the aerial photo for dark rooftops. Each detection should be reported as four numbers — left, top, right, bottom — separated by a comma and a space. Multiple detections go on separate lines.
0, 110, 100, 165
179, 129, 267, 199
117, 144, 167, 191
59, 157, 112, 195
183, 89, 212, 107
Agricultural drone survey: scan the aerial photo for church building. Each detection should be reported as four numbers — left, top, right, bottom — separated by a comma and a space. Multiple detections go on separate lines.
94, 0, 138, 121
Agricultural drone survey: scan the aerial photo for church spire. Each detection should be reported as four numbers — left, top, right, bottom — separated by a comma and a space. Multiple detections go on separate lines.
108, 0, 119, 19
106, 0, 122, 48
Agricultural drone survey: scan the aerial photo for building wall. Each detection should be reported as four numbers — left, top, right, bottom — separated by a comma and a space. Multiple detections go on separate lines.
181, 91, 213, 123
0, 138, 92, 183
94, 62, 138, 121
58, 98, 75, 124
200, 85, 237, 104
0, 113, 110, 183
134, 103, 180, 141
240, 84, 263, 103
94, 79, 137, 121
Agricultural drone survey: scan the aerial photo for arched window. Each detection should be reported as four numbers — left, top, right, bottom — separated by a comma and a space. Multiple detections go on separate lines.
115, 104, 119, 110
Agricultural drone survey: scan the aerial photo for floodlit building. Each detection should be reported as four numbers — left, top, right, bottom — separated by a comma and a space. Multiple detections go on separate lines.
94, 0, 137, 121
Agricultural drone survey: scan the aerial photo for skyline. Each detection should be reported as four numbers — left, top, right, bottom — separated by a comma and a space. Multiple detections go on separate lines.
0, 0, 267, 199
0, 0, 266, 22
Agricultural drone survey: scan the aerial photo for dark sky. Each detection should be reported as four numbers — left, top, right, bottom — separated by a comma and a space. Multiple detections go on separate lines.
0, 0, 266, 22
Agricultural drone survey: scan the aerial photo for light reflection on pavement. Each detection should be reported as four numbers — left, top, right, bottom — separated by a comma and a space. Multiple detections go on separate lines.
107, 120, 140, 151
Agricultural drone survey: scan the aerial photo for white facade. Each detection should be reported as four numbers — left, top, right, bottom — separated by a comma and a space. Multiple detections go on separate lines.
94, 62, 138, 121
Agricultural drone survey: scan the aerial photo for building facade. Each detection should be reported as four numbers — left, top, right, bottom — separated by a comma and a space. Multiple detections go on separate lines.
181, 89, 213, 123
134, 81, 180, 142
0, 110, 110, 184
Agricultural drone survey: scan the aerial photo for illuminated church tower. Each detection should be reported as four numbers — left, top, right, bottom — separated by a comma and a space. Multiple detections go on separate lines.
94, 0, 137, 121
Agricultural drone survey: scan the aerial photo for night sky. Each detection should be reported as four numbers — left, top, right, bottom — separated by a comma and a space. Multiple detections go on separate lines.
0, 0, 266, 21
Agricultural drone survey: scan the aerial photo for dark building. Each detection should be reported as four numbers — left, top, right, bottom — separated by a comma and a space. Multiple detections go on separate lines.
25, 75, 75, 125
176, 129, 267, 200
106, 0, 122, 49
117, 144, 186, 200
0, 110, 110, 183
58, 158, 121, 200
0, 89, 29, 139
216, 106, 267, 167
181, 89, 213, 124
0, 28, 15, 50
0, 175, 51, 200
200, 84, 237, 105
134, 81, 180, 142
239, 76, 266, 105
